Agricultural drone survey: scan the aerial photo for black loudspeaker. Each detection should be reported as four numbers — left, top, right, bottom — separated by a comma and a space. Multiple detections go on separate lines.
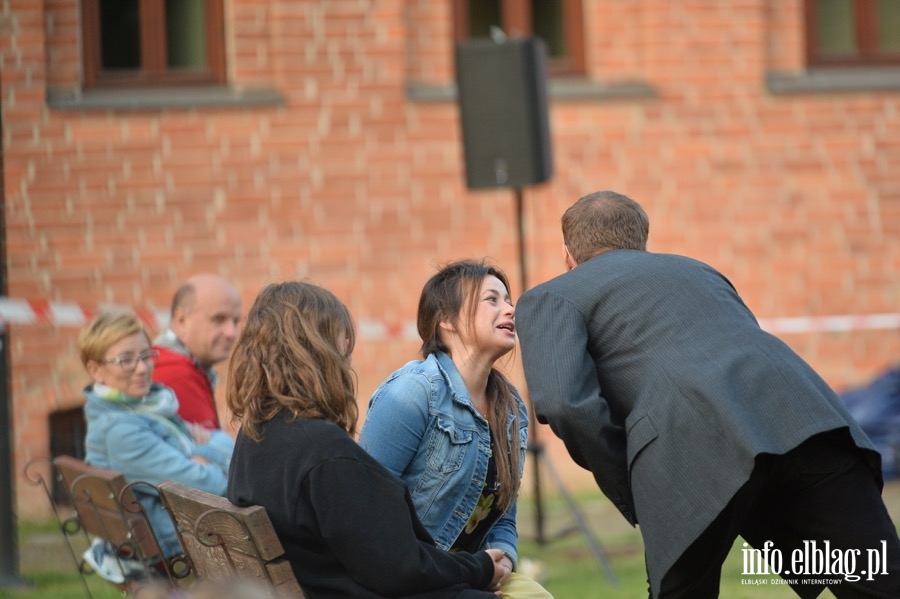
455, 37, 553, 189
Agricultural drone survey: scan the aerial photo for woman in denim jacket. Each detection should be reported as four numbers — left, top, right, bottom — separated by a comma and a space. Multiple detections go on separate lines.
78, 311, 234, 584
360, 259, 552, 598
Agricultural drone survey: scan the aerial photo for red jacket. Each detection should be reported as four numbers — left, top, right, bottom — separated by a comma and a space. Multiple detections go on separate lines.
152, 346, 221, 429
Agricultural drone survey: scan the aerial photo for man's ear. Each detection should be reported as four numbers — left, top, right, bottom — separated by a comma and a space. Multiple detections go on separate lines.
170, 306, 189, 335
563, 245, 577, 271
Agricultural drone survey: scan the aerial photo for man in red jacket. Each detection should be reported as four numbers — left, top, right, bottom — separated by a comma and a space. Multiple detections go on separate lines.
153, 274, 242, 429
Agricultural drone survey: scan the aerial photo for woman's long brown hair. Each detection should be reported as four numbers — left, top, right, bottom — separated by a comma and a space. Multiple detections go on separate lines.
226, 281, 358, 441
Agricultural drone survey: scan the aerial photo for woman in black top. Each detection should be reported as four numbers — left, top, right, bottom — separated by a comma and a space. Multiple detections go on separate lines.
226, 281, 505, 599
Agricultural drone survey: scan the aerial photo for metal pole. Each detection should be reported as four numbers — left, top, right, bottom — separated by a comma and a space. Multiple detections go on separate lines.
0, 107, 26, 589
0, 325, 25, 588
514, 187, 548, 544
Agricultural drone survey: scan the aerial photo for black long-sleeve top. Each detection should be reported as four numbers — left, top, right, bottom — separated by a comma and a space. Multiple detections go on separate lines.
227, 411, 496, 599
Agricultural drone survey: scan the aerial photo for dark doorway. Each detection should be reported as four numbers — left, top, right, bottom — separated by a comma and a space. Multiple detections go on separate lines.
48, 407, 87, 504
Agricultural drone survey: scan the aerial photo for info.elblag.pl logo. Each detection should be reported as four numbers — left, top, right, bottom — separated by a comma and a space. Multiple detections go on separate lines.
742, 540, 889, 584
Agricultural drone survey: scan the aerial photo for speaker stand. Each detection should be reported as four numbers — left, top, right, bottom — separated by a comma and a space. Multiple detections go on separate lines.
513, 187, 618, 585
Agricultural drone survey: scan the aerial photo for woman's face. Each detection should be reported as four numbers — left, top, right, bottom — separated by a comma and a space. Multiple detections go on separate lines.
466, 275, 516, 360
87, 332, 155, 398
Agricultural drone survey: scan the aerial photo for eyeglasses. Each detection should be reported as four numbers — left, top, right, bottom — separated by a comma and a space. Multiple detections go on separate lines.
101, 350, 159, 372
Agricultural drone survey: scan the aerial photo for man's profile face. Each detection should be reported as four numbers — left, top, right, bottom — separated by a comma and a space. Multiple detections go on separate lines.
172, 279, 241, 367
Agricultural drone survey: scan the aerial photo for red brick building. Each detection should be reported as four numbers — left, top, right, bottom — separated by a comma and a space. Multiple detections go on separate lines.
2, 0, 899, 519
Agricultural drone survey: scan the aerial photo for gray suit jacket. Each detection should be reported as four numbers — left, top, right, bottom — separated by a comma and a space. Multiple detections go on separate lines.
516, 250, 879, 595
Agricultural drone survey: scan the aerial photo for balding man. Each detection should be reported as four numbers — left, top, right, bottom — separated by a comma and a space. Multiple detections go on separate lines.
153, 274, 242, 429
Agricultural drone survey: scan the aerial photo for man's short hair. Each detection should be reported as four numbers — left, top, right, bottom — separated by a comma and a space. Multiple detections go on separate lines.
170, 282, 196, 317
562, 190, 650, 264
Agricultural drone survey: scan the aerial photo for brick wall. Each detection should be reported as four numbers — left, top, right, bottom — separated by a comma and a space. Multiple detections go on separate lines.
2, 0, 898, 518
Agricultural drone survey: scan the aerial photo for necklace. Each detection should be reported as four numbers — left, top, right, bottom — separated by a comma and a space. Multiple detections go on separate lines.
473, 401, 489, 419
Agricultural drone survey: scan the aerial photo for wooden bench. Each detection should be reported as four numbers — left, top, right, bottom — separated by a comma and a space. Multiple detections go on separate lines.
157, 480, 304, 598
46, 455, 190, 593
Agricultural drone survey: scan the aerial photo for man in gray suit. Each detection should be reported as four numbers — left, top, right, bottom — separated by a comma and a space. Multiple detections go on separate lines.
516, 190, 900, 598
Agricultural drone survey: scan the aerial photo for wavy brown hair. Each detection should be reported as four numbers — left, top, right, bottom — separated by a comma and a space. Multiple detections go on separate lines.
226, 281, 358, 441
417, 259, 522, 510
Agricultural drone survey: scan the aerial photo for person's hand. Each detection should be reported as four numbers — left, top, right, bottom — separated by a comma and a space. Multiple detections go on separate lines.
484, 548, 511, 593
496, 552, 513, 591
498, 552, 513, 582
188, 422, 211, 445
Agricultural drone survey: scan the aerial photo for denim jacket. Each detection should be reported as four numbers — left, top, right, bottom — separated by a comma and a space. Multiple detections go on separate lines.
83, 383, 234, 557
359, 352, 528, 566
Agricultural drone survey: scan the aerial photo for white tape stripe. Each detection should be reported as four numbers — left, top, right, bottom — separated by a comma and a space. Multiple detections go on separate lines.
402, 321, 419, 340
48, 302, 88, 327
757, 313, 900, 334
0, 299, 37, 325
356, 319, 387, 340
356, 319, 420, 341
153, 309, 171, 329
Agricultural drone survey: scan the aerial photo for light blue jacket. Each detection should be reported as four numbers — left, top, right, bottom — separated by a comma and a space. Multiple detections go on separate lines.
359, 352, 528, 566
83, 383, 233, 557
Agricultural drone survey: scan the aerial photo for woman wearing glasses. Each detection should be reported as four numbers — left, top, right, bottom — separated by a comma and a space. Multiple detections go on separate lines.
76, 311, 234, 584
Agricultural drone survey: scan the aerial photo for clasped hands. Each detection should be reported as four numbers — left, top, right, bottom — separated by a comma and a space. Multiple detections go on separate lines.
484, 548, 513, 594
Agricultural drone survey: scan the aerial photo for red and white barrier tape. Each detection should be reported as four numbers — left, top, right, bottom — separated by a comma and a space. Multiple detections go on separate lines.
0, 298, 897, 338
0, 298, 170, 331
0, 298, 421, 340
756, 313, 900, 334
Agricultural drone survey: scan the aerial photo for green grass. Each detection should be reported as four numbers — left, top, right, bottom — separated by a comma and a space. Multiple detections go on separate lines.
1, 519, 127, 599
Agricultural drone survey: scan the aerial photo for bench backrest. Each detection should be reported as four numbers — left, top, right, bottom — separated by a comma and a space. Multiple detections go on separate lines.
53, 454, 163, 562
157, 480, 304, 598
